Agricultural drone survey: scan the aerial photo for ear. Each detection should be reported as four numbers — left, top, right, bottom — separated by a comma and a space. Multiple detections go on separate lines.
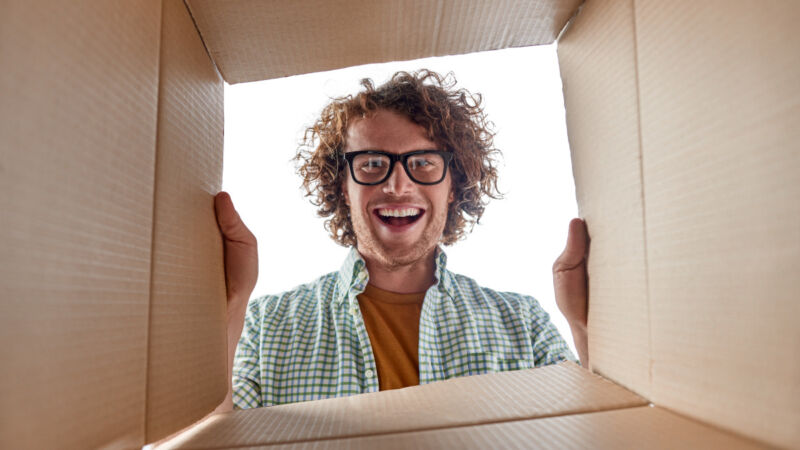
448, 188, 454, 204
343, 180, 350, 206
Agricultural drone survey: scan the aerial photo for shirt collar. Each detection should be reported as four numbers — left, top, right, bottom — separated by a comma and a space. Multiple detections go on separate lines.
336, 247, 368, 304
433, 248, 456, 298
335, 246, 455, 305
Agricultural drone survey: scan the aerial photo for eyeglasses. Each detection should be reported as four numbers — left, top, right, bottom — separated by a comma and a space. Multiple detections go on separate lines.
343, 150, 454, 186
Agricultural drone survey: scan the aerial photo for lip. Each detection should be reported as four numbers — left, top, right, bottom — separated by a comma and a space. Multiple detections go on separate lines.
372, 203, 426, 211
372, 204, 426, 233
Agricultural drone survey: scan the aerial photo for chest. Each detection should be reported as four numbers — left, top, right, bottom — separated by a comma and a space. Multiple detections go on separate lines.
256, 294, 535, 405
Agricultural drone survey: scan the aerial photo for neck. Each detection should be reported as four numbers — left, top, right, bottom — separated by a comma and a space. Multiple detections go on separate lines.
358, 248, 438, 294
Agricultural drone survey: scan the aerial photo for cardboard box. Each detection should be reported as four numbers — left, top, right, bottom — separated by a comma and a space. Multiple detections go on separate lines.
1, 0, 797, 448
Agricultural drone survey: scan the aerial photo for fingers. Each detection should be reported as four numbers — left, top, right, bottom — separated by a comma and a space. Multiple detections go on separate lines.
566, 217, 589, 256
215, 192, 256, 244
554, 218, 589, 271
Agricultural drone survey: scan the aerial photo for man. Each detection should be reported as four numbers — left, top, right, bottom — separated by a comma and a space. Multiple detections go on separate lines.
213, 70, 589, 411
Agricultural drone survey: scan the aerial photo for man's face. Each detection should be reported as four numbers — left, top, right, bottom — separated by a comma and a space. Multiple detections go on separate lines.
343, 109, 453, 268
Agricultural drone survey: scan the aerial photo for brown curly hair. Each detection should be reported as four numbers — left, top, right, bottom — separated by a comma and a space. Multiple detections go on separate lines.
295, 69, 502, 247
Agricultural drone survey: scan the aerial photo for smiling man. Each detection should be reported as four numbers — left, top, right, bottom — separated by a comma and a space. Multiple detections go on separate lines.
343, 109, 455, 292
213, 70, 589, 411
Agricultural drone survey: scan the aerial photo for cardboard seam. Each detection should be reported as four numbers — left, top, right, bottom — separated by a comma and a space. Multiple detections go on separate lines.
651, 405, 771, 448
555, 0, 585, 42
182, 0, 225, 83
144, 0, 168, 442
193, 402, 650, 450
630, 0, 654, 388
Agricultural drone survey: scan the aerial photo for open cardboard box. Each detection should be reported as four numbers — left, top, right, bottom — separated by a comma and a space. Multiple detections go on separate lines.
1, 0, 797, 448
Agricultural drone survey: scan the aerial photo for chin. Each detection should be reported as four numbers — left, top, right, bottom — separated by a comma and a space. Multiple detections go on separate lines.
377, 243, 432, 268
352, 208, 446, 269
359, 231, 440, 269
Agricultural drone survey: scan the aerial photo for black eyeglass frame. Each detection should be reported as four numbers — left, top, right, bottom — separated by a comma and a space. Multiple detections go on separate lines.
343, 150, 454, 186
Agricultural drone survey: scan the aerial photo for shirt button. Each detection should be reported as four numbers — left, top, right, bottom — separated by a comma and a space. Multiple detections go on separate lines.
349, 306, 358, 316
365, 369, 374, 379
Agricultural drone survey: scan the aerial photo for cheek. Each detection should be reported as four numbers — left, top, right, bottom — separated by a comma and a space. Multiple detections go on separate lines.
427, 187, 453, 219
344, 179, 370, 212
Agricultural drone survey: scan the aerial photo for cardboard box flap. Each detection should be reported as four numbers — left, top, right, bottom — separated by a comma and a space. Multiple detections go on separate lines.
557, 0, 652, 398
184, 0, 584, 84
216, 407, 766, 450
560, 0, 800, 448
162, 362, 647, 448
635, 1, 800, 448
0, 1, 162, 448
145, 0, 228, 443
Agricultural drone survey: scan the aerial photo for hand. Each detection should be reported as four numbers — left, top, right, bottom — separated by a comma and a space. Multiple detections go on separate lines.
553, 218, 590, 366
214, 191, 258, 413
553, 218, 589, 326
214, 192, 258, 307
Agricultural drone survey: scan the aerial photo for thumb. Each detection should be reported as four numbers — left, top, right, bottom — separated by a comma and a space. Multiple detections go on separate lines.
554, 218, 588, 271
215, 192, 255, 244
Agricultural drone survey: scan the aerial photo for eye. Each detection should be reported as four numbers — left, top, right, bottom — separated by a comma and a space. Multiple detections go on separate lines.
408, 156, 439, 170
359, 157, 387, 171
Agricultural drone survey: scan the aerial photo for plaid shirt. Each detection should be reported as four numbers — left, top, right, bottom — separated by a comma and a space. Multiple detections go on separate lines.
233, 248, 575, 408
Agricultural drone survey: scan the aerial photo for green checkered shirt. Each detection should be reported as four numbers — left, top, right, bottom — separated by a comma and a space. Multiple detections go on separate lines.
232, 248, 575, 408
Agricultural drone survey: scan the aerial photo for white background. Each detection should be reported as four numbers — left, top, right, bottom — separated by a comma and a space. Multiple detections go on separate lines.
223, 44, 579, 354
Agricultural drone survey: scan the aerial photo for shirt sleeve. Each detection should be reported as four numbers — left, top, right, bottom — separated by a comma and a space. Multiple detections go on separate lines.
232, 298, 262, 410
527, 296, 578, 366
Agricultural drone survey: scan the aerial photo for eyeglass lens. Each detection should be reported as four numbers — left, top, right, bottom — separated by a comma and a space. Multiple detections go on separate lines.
351, 152, 446, 184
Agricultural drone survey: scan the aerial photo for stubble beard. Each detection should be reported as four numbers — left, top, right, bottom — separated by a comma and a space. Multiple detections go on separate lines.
351, 207, 446, 271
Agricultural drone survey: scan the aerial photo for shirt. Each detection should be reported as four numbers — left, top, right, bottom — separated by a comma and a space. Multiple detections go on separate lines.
357, 283, 426, 390
232, 247, 575, 409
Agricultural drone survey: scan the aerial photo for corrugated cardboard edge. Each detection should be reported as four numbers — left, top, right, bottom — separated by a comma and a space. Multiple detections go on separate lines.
180, 0, 223, 80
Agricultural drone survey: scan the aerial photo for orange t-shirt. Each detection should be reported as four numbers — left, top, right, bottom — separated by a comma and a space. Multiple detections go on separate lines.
357, 283, 426, 391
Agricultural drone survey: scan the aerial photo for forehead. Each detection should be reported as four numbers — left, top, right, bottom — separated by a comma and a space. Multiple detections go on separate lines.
345, 109, 437, 153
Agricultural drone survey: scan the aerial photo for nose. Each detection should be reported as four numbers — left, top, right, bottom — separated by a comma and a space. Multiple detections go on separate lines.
382, 161, 415, 196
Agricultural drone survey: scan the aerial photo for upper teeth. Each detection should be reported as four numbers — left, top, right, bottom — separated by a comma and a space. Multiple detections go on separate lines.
378, 208, 420, 217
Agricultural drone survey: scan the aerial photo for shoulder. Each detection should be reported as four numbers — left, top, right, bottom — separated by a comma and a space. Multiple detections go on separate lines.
447, 271, 541, 311
245, 271, 341, 327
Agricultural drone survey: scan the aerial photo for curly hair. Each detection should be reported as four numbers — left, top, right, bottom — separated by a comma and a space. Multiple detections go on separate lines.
295, 69, 502, 247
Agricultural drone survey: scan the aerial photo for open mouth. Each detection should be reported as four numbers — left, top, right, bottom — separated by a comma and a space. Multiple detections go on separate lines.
374, 207, 425, 227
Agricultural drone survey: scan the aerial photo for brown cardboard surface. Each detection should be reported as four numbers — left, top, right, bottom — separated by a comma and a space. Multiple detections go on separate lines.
146, 0, 228, 443
557, 0, 652, 397
162, 362, 647, 449
0, 1, 162, 449
218, 407, 767, 450
184, 0, 584, 84
5, 0, 799, 447
634, 1, 800, 448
